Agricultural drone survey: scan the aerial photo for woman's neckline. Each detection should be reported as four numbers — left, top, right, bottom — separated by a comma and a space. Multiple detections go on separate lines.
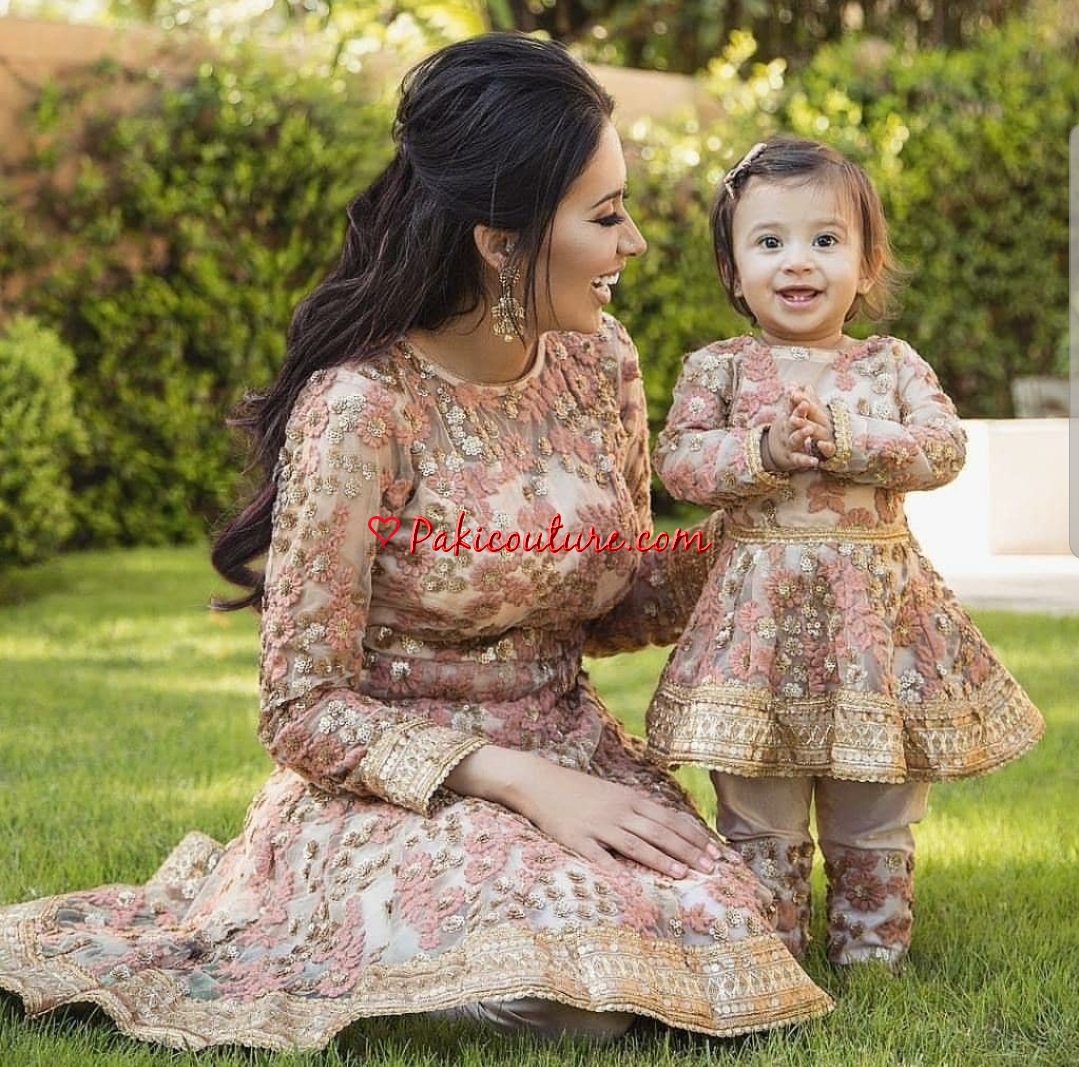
398, 334, 547, 390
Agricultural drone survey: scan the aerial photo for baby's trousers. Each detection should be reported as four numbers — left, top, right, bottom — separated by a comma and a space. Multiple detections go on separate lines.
712, 773, 930, 967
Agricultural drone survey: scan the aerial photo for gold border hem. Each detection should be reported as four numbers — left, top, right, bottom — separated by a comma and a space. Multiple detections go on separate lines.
0, 910, 833, 1051
647, 672, 1045, 782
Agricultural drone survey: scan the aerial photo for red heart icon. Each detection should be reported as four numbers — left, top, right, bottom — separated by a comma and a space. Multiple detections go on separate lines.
367, 515, 401, 547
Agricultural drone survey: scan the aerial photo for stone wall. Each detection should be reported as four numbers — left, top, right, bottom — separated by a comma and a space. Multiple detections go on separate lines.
905, 419, 1072, 561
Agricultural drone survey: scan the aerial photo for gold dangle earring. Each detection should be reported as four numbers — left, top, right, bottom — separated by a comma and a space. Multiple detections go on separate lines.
492, 258, 525, 343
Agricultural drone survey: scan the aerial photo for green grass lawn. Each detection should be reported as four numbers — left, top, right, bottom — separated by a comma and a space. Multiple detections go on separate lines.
1, 545, 1077, 1066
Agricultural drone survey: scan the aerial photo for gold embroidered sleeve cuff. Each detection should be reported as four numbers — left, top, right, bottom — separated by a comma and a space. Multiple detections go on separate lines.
745, 426, 790, 489
820, 400, 853, 472
350, 719, 487, 815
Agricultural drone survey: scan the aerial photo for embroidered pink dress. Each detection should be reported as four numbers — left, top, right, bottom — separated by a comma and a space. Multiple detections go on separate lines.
647, 335, 1044, 781
0, 317, 831, 1051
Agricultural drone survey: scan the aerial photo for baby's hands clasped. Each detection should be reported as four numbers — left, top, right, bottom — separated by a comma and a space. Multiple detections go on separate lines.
762, 385, 836, 472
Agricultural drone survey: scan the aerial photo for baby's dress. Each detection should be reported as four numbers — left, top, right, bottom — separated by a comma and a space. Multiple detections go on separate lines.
0, 317, 831, 1051
648, 335, 1044, 782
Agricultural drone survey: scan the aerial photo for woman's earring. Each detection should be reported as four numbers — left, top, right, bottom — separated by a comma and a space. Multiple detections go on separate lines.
492, 261, 525, 342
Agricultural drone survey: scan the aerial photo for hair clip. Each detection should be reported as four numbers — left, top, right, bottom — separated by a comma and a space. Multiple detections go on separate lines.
722, 142, 767, 198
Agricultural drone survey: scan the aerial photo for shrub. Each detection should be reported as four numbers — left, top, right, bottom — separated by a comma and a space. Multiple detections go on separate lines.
620, 14, 1076, 430
616, 34, 788, 455
1, 14, 1072, 546
0, 316, 86, 570
777, 17, 1075, 415
1, 50, 393, 546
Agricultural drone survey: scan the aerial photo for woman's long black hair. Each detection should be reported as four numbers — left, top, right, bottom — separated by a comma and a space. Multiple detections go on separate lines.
210, 33, 614, 609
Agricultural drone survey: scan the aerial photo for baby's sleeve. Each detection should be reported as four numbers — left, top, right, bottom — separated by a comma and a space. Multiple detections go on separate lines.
653, 343, 789, 506
820, 339, 966, 490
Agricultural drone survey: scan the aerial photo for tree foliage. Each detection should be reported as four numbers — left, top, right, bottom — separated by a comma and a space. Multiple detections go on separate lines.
610, 13, 1074, 436
782, 18, 1074, 415
17, 0, 1045, 74
0, 53, 392, 545
0, 317, 86, 570
490, 0, 1041, 71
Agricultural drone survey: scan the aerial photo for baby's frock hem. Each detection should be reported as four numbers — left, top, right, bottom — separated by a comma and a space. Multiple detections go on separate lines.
647, 669, 1045, 784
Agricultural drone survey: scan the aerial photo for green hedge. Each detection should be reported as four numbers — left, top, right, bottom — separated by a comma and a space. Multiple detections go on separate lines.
0, 16, 1073, 547
0, 316, 86, 570
784, 18, 1074, 417
617, 17, 1076, 434
0, 53, 392, 546
615, 32, 787, 456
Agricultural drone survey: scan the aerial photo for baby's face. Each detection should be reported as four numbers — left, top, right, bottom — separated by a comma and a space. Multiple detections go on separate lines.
730, 176, 870, 349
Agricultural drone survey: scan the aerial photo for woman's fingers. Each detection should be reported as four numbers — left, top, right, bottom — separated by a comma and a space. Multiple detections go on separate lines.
656, 806, 723, 859
489, 756, 723, 880
605, 803, 721, 876
598, 827, 691, 880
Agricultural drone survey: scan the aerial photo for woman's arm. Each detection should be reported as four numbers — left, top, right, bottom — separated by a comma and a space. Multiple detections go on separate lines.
257, 367, 485, 816
584, 328, 723, 654
583, 511, 723, 655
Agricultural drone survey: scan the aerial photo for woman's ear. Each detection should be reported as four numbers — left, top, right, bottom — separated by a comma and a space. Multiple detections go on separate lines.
473, 224, 518, 271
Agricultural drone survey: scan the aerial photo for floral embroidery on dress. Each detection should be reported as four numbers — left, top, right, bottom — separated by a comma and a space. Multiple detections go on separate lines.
0, 316, 831, 1051
825, 847, 915, 965
648, 335, 1044, 782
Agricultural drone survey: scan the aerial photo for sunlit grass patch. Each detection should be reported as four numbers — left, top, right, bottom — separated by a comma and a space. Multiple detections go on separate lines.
1, 546, 1075, 1067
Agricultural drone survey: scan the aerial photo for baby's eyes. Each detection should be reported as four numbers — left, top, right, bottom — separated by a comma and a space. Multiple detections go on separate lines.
756, 233, 841, 249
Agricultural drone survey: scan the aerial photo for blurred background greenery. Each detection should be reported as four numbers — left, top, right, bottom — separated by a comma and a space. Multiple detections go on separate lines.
0, 0, 1074, 571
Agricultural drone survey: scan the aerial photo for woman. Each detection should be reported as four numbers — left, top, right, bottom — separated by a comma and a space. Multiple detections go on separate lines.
0, 34, 831, 1050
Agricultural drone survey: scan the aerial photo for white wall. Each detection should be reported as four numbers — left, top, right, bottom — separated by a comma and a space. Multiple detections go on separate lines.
904, 419, 1072, 566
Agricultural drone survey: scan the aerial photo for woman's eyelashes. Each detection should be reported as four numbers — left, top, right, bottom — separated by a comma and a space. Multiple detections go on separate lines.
593, 190, 631, 227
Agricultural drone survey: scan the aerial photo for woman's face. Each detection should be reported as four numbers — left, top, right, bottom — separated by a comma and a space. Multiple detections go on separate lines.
532, 122, 647, 336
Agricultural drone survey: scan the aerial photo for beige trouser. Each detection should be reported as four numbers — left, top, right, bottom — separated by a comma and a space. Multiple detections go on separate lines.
713, 773, 931, 966
429, 998, 636, 1041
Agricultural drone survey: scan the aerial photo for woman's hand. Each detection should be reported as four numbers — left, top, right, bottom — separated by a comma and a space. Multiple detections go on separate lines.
445, 745, 722, 879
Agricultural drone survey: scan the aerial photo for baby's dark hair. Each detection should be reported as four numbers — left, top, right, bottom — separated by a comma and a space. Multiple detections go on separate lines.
710, 136, 902, 323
